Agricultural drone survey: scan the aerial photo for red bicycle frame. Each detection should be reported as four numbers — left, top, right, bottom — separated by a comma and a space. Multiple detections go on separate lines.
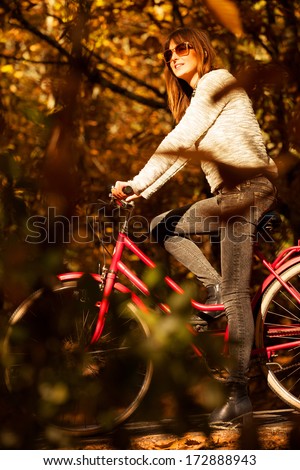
58, 223, 300, 360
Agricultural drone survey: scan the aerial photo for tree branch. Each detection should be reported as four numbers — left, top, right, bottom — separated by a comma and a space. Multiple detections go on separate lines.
84, 45, 165, 100
0, 53, 68, 65
1, 0, 73, 61
172, 0, 185, 26
1, 0, 166, 110
87, 68, 166, 109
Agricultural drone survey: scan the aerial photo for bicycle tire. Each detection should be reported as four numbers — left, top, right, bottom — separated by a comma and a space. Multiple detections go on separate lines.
3, 275, 153, 436
255, 261, 300, 411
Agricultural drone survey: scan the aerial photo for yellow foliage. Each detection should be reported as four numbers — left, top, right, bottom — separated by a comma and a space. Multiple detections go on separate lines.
1, 64, 14, 73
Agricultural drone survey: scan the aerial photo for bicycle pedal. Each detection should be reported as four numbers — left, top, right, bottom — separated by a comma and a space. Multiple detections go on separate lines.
209, 412, 253, 430
189, 314, 208, 334
189, 314, 208, 326
209, 421, 240, 430
200, 311, 226, 322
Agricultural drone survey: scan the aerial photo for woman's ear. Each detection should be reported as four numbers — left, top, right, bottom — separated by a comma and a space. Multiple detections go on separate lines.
203, 49, 208, 62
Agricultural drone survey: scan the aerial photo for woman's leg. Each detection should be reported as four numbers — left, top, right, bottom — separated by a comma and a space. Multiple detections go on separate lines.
210, 177, 277, 425
150, 197, 222, 287
219, 178, 277, 383
220, 198, 255, 384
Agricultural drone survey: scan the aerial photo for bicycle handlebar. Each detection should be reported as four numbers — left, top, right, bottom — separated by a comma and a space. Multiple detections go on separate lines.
110, 185, 135, 209
122, 185, 134, 195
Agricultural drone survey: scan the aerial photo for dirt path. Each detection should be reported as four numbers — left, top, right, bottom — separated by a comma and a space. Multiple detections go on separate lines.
58, 410, 300, 450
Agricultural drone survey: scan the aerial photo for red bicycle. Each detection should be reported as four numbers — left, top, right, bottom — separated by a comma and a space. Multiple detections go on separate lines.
3, 190, 300, 436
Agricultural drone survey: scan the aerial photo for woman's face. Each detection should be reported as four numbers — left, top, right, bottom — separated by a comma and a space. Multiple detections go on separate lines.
168, 39, 199, 88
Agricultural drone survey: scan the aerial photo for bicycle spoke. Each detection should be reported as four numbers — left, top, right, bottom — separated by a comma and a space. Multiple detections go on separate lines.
3, 280, 152, 436
257, 262, 300, 411
274, 364, 300, 395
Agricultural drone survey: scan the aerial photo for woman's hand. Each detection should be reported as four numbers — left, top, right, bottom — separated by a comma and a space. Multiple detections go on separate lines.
112, 181, 140, 202
126, 193, 141, 202
112, 181, 130, 199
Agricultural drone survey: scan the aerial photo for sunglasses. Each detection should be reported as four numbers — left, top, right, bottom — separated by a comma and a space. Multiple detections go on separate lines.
163, 42, 194, 64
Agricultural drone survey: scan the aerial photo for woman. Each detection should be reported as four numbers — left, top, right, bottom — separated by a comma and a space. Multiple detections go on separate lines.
113, 27, 278, 426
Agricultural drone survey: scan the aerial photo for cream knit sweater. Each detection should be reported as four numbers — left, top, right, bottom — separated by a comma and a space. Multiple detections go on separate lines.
128, 69, 278, 198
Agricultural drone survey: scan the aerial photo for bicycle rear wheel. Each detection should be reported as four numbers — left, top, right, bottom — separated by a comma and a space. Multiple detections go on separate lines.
3, 275, 153, 436
255, 261, 300, 411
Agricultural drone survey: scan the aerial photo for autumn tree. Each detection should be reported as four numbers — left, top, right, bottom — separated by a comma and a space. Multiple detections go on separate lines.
0, 0, 300, 449
0, 0, 299, 301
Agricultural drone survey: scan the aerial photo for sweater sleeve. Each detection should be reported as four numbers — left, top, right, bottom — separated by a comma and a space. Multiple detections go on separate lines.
128, 69, 234, 199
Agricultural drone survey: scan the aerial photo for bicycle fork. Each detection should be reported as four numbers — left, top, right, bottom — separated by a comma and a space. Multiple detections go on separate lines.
90, 233, 126, 344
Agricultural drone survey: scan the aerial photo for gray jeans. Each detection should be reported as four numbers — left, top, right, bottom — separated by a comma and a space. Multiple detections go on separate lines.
150, 176, 277, 383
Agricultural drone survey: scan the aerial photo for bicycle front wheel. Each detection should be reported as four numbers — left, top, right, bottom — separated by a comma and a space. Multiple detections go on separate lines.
3, 276, 153, 436
255, 261, 300, 411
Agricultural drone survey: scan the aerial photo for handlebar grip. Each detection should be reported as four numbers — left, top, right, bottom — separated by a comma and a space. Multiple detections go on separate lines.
123, 185, 134, 195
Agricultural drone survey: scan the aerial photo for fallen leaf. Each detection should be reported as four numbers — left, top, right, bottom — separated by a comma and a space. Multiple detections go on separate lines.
204, 0, 244, 37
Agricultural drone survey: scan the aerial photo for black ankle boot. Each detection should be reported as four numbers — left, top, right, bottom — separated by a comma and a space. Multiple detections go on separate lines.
209, 382, 253, 428
202, 284, 224, 320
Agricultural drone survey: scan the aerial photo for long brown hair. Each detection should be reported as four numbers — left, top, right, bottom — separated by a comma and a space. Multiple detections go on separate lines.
164, 28, 216, 123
